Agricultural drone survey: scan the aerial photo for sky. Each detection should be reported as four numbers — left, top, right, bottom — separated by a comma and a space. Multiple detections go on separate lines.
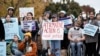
53, 0, 100, 13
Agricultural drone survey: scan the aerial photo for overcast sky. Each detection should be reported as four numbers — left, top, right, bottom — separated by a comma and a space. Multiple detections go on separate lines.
53, 0, 100, 13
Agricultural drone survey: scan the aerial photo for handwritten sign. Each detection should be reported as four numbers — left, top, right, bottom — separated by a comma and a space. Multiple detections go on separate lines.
84, 24, 98, 36
19, 7, 34, 17
0, 42, 6, 56
2, 18, 20, 40
21, 21, 36, 31
42, 22, 64, 40
59, 17, 72, 26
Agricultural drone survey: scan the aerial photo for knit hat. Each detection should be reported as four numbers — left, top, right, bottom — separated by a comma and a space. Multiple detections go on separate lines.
7, 7, 14, 11
59, 10, 66, 14
24, 32, 32, 37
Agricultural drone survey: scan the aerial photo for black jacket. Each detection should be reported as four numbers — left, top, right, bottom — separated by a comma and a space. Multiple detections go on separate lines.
0, 19, 5, 41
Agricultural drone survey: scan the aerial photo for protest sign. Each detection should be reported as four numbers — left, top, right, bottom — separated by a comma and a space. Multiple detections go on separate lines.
21, 21, 36, 31
42, 22, 64, 40
0, 42, 6, 56
84, 24, 98, 36
59, 17, 72, 26
19, 7, 34, 17
2, 18, 20, 40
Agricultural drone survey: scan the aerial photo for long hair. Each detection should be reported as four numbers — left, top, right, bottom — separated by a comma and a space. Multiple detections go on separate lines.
27, 12, 34, 20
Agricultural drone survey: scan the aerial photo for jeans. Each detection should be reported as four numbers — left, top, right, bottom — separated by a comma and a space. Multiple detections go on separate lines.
13, 49, 23, 56
51, 40, 61, 56
70, 42, 83, 56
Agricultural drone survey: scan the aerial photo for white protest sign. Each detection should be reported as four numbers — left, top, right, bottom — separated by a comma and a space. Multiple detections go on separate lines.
21, 21, 36, 31
0, 42, 6, 56
19, 7, 34, 17
42, 22, 64, 40
2, 18, 20, 40
59, 17, 72, 26
84, 24, 98, 36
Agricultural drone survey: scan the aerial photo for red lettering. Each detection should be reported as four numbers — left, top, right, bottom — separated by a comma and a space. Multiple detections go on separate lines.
43, 29, 48, 33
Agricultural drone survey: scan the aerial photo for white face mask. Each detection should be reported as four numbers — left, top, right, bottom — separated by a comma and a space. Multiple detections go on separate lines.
82, 14, 86, 19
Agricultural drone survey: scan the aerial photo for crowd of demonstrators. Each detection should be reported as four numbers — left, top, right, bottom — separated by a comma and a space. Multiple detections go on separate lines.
0, 6, 100, 56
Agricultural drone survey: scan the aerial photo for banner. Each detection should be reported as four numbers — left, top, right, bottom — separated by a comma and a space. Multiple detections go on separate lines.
59, 17, 72, 26
21, 21, 36, 31
42, 22, 64, 40
2, 18, 20, 40
84, 24, 98, 36
19, 7, 34, 17
0, 42, 6, 56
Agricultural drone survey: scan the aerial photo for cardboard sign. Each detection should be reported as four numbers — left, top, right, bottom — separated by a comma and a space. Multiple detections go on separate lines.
2, 18, 20, 40
0, 42, 6, 56
59, 17, 72, 26
19, 7, 34, 17
84, 24, 98, 36
42, 22, 64, 40
21, 21, 36, 31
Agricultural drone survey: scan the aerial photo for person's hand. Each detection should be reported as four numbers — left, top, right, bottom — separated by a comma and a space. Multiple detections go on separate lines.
74, 39, 78, 42
71, 39, 77, 42
76, 38, 81, 42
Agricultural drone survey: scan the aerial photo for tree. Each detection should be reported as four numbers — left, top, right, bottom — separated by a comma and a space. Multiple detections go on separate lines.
81, 5, 95, 14
45, 0, 81, 17
67, 0, 81, 17
0, 0, 48, 18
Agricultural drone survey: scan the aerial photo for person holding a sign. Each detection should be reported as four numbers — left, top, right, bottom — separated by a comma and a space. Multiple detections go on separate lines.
68, 20, 85, 56
22, 12, 39, 41
18, 32, 37, 56
85, 11, 99, 56
40, 12, 51, 56
50, 14, 61, 56
96, 13, 100, 55
59, 10, 71, 53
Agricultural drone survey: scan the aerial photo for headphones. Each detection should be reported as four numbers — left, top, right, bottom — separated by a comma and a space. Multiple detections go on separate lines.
74, 27, 80, 30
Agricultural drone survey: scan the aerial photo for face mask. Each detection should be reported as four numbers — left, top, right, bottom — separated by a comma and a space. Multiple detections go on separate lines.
82, 14, 86, 19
